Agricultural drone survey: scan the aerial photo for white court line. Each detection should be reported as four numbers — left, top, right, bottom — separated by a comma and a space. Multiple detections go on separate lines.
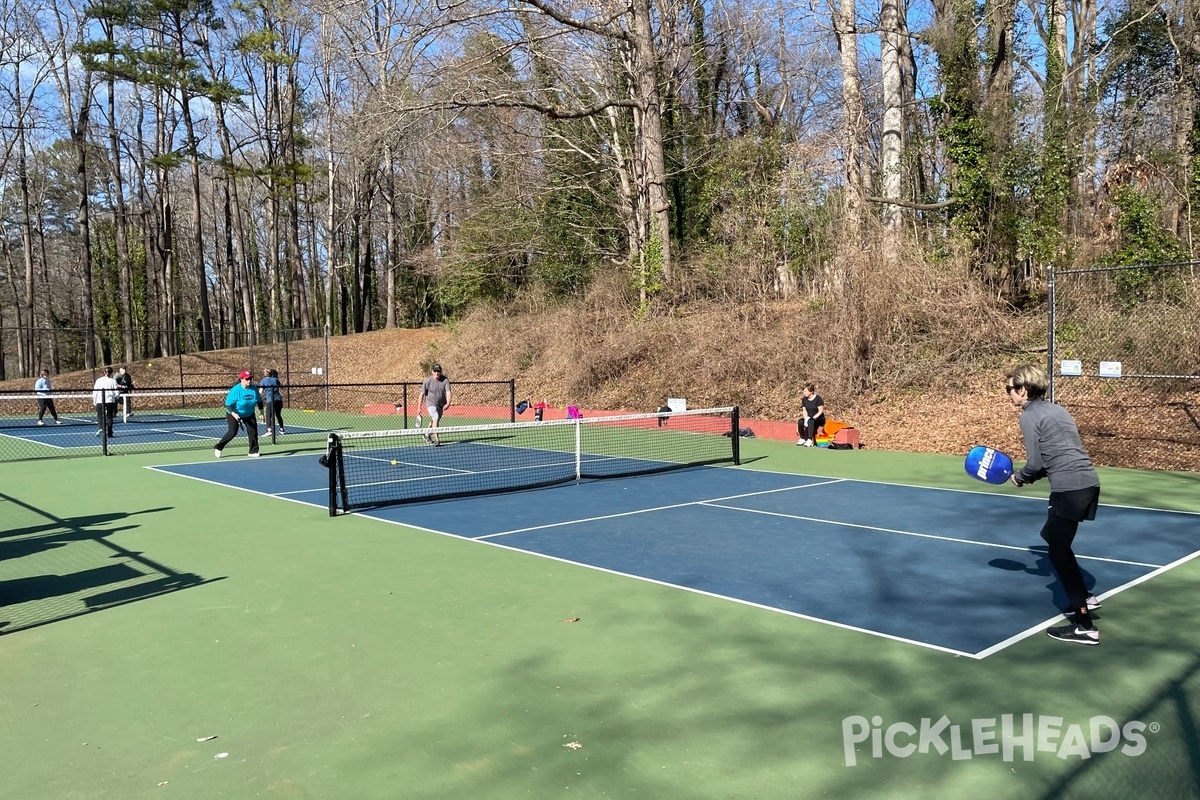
476, 479, 847, 539
0, 431, 74, 450
303, 504, 979, 659
728, 462, 1200, 516
973, 546, 1200, 658
144, 464, 330, 511
699, 502, 1166, 569
146, 457, 1194, 659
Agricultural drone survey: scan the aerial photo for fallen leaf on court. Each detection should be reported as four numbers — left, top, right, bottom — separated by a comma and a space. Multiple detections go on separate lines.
196, 735, 218, 742
564, 741, 583, 750
215, 752, 229, 759
563, 617, 580, 623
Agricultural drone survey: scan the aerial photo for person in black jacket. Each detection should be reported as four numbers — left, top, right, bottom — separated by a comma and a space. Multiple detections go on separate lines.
796, 384, 826, 447
115, 365, 134, 417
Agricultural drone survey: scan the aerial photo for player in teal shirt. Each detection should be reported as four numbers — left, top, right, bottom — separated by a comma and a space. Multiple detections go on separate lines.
214, 370, 261, 457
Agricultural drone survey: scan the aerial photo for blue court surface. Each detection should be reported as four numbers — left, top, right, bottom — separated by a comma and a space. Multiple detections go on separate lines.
149, 452, 1200, 658
1, 414, 323, 449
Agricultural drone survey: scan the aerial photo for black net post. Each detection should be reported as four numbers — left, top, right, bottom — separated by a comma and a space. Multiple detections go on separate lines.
509, 380, 516, 422
326, 433, 340, 516
731, 406, 740, 465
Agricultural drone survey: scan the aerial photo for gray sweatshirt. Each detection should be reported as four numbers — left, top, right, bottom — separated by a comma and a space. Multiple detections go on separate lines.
1016, 399, 1099, 491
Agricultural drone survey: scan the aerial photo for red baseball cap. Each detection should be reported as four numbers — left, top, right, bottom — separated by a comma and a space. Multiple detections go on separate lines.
239, 370, 252, 380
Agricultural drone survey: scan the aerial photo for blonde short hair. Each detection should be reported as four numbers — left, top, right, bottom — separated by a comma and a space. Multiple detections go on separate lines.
1006, 364, 1048, 399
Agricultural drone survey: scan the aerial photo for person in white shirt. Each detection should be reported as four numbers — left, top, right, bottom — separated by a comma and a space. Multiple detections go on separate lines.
92, 366, 119, 438
35, 369, 61, 425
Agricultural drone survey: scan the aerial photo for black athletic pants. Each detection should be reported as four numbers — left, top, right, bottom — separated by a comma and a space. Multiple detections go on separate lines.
798, 414, 825, 440
1040, 486, 1100, 611
217, 412, 259, 454
95, 402, 115, 435
37, 398, 58, 421
264, 400, 284, 429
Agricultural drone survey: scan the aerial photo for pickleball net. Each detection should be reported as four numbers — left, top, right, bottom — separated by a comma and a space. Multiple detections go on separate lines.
325, 406, 740, 514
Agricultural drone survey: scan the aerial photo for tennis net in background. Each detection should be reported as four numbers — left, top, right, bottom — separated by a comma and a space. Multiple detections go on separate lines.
326, 406, 740, 514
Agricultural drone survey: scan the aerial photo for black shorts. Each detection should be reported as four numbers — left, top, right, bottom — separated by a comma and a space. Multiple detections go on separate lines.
1048, 486, 1100, 522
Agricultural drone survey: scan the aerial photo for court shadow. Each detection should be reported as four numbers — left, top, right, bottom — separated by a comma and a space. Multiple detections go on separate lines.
988, 557, 1032, 572
0, 524, 140, 562
0, 495, 222, 636
987, 550, 1099, 614
2, 563, 147, 606
0, 507, 172, 540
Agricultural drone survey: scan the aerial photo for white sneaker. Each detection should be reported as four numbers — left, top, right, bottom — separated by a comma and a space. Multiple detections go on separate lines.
55, 419, 62, 425
214, 449, 222, 458
37, 420, 44, 426
804, 440, 814, 447
248, 452, 260, 458
1065, 596, 1103, 613
265, 427, 273, 435
796, 438, 804, 445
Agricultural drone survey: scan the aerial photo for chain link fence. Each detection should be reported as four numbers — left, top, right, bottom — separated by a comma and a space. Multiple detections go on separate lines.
0, 380, 516, 461
0, 326, 329, 390
1048, 261, 1200, 471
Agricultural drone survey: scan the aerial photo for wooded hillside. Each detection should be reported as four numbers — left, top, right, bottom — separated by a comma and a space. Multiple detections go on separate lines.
0, 0, 1196, 472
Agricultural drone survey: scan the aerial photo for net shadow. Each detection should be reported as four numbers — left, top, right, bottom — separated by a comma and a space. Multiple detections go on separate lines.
0, 493, 223, 635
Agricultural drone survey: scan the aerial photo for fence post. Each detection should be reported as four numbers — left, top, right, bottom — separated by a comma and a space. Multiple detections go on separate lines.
1046, 265, 1056, 403
509, 379, 515, 422
284, 335, 291, 405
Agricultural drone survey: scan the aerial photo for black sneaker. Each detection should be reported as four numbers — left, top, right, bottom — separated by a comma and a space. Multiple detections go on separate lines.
1046, 624, 1100, 646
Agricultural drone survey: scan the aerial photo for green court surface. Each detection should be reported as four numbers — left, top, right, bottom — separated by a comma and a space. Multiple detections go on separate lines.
2, 438, 1199, 799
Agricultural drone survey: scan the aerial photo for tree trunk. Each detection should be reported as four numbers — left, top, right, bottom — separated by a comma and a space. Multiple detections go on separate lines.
180, 102, 214, 350
154, 82, 177, 357
879, 0, 906, 255
15, 71, 35, 376
385, 147, 397, 329
71, 86, 97, 372
834, 0, 866, 236
1170, 0, 1199, 251
629, 0, 672, 287
102, 23, 135, 363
